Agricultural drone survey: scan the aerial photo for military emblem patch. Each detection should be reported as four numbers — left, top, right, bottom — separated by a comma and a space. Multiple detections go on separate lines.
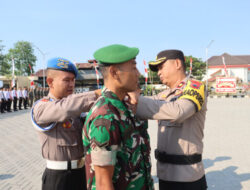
57, 59, 69, 69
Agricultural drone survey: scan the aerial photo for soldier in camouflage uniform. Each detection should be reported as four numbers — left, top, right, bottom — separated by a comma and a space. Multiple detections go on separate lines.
83, 44, 154, 190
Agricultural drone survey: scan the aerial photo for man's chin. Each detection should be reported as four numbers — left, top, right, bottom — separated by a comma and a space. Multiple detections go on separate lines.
66, 91, 73, 96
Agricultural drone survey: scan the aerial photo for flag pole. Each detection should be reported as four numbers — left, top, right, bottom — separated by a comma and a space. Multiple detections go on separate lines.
222, 56, 228, 77
143, 60, 148, 87
93, 60, 100, 89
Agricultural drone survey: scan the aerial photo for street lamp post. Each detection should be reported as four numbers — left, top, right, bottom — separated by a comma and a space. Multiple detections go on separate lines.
206, 40, 214, 90
32, 44, 47, 96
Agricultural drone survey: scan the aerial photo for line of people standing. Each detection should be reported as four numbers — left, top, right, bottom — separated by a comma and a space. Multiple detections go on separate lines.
0, 87, 49, 114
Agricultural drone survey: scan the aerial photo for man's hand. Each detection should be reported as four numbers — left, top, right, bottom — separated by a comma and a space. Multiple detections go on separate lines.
94, 89, 102, 97
127, 89, 141, 105
95, 165, 114, 190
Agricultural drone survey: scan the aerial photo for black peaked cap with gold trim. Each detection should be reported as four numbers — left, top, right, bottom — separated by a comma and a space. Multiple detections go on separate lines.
149, 50, 185, 72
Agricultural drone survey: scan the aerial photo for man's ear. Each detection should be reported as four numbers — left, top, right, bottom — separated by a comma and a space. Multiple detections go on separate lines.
109, 66, 119, 80
46, 77, 53, 89
175, 59, 183, 70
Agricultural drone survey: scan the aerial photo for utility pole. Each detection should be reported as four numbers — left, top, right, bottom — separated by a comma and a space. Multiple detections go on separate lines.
32, 44, 47, 95
206, 40, 214, 90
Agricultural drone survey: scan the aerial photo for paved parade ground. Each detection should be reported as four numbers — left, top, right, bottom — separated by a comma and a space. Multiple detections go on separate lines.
0, 98, 250, 190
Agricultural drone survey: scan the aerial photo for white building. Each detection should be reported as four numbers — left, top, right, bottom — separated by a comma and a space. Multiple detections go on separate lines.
207, 53, 250, 83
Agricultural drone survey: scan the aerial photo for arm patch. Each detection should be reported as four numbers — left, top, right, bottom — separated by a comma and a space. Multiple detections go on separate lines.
179, 80, 205, 111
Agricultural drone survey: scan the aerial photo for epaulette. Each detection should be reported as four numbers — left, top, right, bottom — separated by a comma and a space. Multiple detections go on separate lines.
176, 81, 185, 89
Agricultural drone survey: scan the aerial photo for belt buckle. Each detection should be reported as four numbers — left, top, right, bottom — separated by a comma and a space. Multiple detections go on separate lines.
77, 157, 85, 168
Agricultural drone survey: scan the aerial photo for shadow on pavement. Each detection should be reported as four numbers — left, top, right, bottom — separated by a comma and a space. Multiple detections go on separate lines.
0, 174, 15, 180
206, 166, 250, 190
203, 156, 231, 169
204, 157, 250, 190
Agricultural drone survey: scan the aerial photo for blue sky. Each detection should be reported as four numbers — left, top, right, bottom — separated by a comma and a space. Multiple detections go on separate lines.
1, 0, 250, 73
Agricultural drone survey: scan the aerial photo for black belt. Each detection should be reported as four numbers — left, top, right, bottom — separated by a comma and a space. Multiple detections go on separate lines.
155, 149, 202, 165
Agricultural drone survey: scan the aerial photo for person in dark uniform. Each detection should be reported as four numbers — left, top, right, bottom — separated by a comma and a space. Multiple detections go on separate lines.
28, 88, 34, 108
31, 57, 101, 190
34, 86, 38, 102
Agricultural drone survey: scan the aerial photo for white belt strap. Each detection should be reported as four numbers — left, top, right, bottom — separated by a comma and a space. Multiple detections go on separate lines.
46, 158, 85, 170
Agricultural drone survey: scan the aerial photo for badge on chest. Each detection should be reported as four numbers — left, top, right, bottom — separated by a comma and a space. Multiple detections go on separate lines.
62, 120, 72, 128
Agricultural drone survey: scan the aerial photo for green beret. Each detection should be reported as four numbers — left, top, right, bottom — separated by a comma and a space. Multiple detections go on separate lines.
94, 44, 139, 65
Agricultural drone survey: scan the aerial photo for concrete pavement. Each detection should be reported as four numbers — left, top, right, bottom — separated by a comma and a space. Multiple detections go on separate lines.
0, 98, 250, 189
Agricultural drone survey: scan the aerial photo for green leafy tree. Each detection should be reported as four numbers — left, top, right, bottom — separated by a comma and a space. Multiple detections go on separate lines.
185, 56, 206, 80
6, 41, 36, 76
0, 40, 11, 76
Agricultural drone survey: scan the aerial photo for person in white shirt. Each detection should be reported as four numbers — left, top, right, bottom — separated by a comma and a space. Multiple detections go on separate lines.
8, 88, 13, 112
17, 87, 23, 110
22, 87, 28, 109
0, 88, 6, 113
3, 88, 11, 112
12, 87, 18, 111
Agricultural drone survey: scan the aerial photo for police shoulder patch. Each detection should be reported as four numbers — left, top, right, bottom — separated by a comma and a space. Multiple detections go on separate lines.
179, 80, 205, 111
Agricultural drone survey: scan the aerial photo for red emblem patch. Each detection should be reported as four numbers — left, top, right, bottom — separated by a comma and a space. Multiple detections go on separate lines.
190, 80, 202, 89
41, 99, 49, 102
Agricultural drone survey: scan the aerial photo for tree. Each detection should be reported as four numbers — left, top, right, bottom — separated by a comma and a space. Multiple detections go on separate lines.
6, 41, 37, 76
0, 40, 11, 76
185, 56, 206, 80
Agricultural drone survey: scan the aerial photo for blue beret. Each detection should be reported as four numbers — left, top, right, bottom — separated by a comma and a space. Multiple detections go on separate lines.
94, 44, 139, 65
47, 57, 78, 77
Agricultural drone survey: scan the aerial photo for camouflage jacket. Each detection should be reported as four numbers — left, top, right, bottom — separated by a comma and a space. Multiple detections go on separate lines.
83, 88, 154, 190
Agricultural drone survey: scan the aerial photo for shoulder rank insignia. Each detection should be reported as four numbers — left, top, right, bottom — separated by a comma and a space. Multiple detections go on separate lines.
161, 94, 167, 98
179, 80, 205, 111
176, 81, 185, 89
